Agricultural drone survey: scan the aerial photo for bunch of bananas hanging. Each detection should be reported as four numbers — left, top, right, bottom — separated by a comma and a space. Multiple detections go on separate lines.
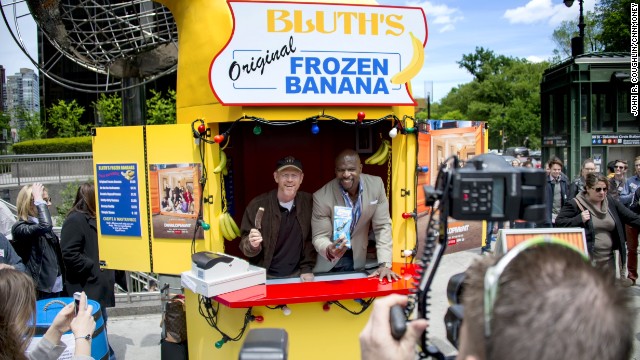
364, 139, 391, 165
219, 211, 241, 241
213, 149, 228, 176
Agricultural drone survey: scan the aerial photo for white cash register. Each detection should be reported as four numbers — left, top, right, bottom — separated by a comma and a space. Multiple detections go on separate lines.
181, 252, 266, 297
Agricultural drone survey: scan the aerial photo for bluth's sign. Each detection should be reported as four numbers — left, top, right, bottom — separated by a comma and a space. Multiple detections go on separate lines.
209, 1, 428, 106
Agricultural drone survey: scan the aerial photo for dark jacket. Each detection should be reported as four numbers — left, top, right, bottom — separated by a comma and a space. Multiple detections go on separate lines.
555, 195, 640, 264
544, 174, 569, 227
11, 204, 65, 292
567, 176, 585, 201
239, 190, 316, 275
61, 211, 115, 308
0, 233, 25, 272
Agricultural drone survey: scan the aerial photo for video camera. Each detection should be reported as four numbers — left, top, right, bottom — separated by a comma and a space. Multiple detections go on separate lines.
427, 153, 547, 222
393, 153, 547, 359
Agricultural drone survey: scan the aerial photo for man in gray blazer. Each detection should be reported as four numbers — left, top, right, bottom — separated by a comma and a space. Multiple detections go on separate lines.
312, 149, 398, 282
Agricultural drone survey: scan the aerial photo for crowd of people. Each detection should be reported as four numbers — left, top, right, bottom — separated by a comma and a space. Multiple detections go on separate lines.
0, 182, 116, 360
2, 152, 640, 359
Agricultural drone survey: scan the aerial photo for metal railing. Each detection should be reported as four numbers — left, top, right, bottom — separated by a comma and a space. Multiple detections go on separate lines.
115, 271, 161, 303
0, 154, 161, 302
0, 153, 94, 187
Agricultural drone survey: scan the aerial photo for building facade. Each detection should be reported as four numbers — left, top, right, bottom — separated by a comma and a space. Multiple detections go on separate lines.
6, 68, 40, 131
541, 53, 639, 179
0, 65, 5, 112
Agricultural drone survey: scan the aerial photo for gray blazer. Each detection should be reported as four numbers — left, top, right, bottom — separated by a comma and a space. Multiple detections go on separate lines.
312, 174, 392, 273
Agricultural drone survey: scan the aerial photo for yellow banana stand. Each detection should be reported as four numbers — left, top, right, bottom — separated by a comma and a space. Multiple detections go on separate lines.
94, 1, 429, 358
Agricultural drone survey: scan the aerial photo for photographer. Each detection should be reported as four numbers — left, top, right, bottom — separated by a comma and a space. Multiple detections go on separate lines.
359, 294, 428, 360
456, 243, 632, 360
360, 243, 633, 360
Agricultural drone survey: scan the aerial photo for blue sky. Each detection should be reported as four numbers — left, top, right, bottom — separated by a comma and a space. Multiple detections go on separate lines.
0, 0, 595, 103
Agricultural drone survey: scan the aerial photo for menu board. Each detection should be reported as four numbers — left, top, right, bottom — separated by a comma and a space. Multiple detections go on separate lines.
96, 163, 142, 236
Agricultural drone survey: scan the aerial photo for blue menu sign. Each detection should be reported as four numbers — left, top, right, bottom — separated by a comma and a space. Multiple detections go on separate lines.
96, 163, 142, 236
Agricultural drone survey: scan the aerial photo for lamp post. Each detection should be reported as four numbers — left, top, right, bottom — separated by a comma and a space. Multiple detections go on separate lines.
563, 0, 585, 56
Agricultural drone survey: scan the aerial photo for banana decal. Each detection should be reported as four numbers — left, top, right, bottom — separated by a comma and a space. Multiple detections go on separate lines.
213, 149, 227, 174
390, 32, 425, 85
364, 140, 391, 165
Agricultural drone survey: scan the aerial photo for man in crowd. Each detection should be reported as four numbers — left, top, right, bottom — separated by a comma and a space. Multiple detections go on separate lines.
543, 157, 568, 227
0, 233, 25, 271
568, 158, 596, 200
312, 149, 398, 282
609, 159, 633, 205
359, 242, 633, 360
239, 156, 316, 281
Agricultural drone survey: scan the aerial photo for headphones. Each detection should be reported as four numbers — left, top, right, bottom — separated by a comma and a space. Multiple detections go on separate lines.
482, 236, 589, 337
445, 236, 590, 348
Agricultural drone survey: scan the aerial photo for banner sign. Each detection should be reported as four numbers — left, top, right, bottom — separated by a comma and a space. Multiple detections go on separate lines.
210, 1, 428, 106
96, 163, 142, 237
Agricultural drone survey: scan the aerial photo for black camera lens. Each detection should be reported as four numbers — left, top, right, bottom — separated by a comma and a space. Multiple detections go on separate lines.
447, 272, 466, 305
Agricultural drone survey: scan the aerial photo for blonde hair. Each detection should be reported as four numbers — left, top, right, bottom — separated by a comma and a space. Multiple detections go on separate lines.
15, 184, 49, 221
0, 269, 36, 360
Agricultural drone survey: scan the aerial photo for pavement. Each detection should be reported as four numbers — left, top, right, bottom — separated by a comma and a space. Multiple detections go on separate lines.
106, 247, 640, 359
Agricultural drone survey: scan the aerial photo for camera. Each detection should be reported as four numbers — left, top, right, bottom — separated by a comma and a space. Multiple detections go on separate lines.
74, 292, 82, 316
426, 153, 547, 222
410, 153, 547, 356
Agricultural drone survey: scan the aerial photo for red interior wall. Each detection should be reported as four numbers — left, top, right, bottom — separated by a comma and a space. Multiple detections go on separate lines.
222, 120, 392, 257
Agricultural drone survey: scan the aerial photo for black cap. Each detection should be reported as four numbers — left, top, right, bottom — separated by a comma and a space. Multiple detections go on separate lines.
276, 156, 303, 172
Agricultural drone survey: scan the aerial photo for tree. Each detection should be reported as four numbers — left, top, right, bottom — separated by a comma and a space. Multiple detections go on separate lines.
596, 0, 639, 52
47, 99, 87, 137
15, 107, 43, 141
551, 11, 603, 61
92, 93, 122, 127
457, 47, 514, 82
438, 48, 548, 150
146, 89, 176, 125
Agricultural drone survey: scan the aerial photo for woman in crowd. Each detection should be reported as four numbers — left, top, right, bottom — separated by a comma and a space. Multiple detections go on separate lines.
60, 182, 116, 359
11, 183, 65, 299
556, 173, 640, 284
0, 268, 95, 360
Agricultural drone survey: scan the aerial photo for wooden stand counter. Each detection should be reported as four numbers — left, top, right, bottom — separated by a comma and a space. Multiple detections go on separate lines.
184, 263, 418, 359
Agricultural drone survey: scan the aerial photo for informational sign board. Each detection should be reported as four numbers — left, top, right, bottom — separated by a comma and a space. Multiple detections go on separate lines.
591, 133, 640, 146
209, 1, 427, 106
96, 163, 142, 237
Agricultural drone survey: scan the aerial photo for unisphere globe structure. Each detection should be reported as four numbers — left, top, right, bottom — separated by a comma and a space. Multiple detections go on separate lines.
2, 0, 178, 92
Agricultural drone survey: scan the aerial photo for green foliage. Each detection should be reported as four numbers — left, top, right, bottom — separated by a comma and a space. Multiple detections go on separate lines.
146, 89, 176, 125
56, 180, 92, 221
12, 137, 92, 154
15, 107, 43, 141
457, 47, 515, 83
93, 93, 122, 127
437, 48, 548, 151
47, 99, 88, 138
596, 0, 639, 52
440, 110, 464, 120
551, 12, 603, 62
0, 111, 12, 141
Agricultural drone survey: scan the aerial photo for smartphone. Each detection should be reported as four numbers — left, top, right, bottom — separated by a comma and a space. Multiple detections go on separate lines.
73, 292, 82, 315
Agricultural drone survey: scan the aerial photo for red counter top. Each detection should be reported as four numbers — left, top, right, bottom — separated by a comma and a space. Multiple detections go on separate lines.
214, 263, 418, 308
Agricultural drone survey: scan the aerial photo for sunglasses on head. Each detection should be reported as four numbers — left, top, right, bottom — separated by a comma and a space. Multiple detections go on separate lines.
592, 187, 607, 193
